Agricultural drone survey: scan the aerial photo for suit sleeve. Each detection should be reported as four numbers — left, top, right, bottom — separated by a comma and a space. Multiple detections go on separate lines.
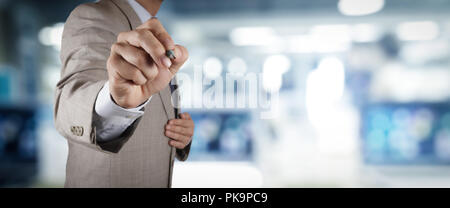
54, 3, 134, 152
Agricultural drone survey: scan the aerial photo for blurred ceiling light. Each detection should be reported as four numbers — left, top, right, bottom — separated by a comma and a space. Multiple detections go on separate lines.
265, 55, 291, 74
262, 55, 291, 92
396, 21, 439, 41
311, 24, 351, 42
371, 65, 450, 102
227, 57, 247, 74
262, 72, 282, 93
42, 66, 61, 91
287, 35, 350, 53
38, 27, 52, 45
203, 57, 223, 79
38, 23, 64, 50
351, 24, 381, 42
310, 24, 351, 53
338, 0, 384, 16
400, 41, 449, 65
229, 27, 279, 46
286, 35, 314, 53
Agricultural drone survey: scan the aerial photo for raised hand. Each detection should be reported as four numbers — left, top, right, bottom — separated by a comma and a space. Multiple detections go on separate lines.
107, 18, 188, 108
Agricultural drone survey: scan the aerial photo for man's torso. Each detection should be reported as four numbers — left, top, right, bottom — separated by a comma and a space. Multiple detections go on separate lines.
63, 0, 177, 188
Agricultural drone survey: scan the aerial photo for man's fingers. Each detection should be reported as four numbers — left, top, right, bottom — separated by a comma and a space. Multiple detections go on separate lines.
165, 130, 190, 144
108, 53, 147, 85
166, 113, 194, 149
118, 30, 172, 70
111, 43, 158, 81
137, 18, 175, 51
168, 45, 189, 75
168, 140, 187, 149
168, 118, 193, 128
165, 124, 193, 137
179, 112, 191, 120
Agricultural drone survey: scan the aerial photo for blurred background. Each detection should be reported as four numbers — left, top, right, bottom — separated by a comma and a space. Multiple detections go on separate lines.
1, 0, 450, 187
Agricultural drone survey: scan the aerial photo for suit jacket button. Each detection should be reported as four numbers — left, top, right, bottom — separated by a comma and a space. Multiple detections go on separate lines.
71, 126, 83, 136
78, 126, 84, 136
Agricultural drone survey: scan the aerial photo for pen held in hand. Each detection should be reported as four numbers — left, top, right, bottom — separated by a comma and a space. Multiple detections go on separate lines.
166, 49, 176, 60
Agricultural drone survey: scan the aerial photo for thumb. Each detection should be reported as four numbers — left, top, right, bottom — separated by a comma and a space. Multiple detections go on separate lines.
168, 45, 188, 75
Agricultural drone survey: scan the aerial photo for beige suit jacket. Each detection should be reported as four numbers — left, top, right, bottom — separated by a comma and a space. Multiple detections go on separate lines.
54, 0, 190, 188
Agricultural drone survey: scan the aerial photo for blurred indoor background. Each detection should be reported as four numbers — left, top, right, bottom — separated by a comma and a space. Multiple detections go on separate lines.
0, 0, 450, 187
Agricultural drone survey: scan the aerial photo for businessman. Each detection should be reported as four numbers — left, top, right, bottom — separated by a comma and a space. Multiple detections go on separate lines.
54, 0, 193, 187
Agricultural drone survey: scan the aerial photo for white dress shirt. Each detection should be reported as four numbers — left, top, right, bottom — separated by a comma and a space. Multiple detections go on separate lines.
93, 0, 154, 142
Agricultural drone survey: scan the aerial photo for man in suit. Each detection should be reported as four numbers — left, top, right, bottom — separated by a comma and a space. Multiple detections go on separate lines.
54, 0, 194, 187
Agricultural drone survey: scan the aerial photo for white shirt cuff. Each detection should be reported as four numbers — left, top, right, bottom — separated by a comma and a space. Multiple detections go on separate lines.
93, 81, 151, 142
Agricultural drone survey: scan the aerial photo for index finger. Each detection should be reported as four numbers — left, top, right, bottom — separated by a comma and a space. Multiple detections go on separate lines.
138, 18, 175, 51
168, 119, 193, 128
179, 112, 191, 120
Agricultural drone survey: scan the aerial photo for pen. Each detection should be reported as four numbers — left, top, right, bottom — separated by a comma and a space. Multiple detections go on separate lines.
166, 49, 179, 119
166, 49, 176, 60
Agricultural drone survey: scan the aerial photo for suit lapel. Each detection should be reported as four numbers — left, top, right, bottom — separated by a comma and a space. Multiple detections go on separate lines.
111, 0, 142, 29
112, 0, 175, 119
160, 85, 176, 119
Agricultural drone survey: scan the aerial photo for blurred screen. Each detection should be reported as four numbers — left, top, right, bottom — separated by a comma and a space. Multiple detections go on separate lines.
362, 103, 450, 164
0, 105, 37, 186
